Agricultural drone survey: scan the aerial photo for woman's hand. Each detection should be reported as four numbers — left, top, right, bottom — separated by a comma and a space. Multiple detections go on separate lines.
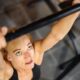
73, 0, 80, 4
0, 26, 8, 49
72, 0, 80, 14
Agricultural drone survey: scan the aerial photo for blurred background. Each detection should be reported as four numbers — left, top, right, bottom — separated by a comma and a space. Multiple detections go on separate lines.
0, 0, 80, 80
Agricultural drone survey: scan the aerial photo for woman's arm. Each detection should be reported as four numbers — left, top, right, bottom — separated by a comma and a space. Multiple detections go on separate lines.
0, 27, 9, 79
0, 26, 8, 67
0, 53, 5, 80
34, 11, 80, 64
40, 11, 80, 52
34, 0, 80, 65
34, 6, 79, 65
0, 51, 6, 69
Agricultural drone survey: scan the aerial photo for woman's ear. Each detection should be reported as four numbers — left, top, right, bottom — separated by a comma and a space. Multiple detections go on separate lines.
7, 54, 12, 61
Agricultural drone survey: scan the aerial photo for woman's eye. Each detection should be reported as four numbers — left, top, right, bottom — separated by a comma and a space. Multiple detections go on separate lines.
15, 51, 22, 56
28, 45, 33, 49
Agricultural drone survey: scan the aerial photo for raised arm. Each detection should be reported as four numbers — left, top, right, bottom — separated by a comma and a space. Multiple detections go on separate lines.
0, 27, 8, 79
34, 0, 80, 54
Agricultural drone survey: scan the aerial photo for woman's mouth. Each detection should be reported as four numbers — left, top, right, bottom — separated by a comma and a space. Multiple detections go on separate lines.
25, 60, 33, 65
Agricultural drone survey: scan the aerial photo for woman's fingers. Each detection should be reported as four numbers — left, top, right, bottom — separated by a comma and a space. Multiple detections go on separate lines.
0, 26, 8, 49
73, 0, 80, 5
72, 0, 80, 14
1, 26, 8, 36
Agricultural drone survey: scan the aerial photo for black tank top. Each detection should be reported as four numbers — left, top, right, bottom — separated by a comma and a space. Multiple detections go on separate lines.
10, 64, 40, 80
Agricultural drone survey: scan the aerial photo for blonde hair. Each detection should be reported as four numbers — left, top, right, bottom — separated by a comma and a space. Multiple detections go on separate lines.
27, 33, 33, 42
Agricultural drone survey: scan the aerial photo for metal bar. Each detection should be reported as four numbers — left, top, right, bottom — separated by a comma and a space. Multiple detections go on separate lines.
5, 4, 80, 42
68, 31, 79, 55
55, 55, 80, 80
59, 0, 73, 9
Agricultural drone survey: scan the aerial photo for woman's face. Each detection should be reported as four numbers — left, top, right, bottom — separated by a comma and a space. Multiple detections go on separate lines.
7, 35, 35, 70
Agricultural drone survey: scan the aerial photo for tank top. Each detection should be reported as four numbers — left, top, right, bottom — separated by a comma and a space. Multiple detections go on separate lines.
10, 64, 41, 80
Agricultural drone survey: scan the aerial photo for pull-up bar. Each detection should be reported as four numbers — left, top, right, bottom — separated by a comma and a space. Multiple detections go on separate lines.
5, 4, 80, 42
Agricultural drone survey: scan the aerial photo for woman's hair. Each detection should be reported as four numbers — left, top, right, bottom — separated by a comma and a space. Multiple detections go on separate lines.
1, 48, 8, 61
27, 33, 33, 42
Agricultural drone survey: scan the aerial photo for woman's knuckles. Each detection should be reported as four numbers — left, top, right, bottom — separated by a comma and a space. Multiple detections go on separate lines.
0, 37, 7, 49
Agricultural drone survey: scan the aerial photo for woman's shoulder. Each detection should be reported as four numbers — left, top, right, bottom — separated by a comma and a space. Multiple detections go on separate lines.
33, 40, 44, 65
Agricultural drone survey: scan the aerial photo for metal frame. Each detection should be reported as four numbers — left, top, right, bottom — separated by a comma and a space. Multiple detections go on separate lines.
6, 4, 80, 42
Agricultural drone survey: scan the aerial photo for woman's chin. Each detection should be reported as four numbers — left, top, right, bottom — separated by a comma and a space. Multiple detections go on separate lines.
25, 61, 34, 69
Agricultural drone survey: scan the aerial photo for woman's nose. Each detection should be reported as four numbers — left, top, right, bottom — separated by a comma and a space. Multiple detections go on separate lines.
24, 52, 31, 58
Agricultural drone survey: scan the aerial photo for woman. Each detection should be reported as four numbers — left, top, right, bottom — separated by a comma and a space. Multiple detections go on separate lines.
0, 0, 80, 80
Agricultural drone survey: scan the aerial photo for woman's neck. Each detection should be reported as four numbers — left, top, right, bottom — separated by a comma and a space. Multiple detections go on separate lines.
17, 68, 33, 80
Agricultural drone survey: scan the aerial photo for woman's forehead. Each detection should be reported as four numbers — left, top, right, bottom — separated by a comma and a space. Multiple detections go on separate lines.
7, 35, 31, 51
9, 35, 30, 43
